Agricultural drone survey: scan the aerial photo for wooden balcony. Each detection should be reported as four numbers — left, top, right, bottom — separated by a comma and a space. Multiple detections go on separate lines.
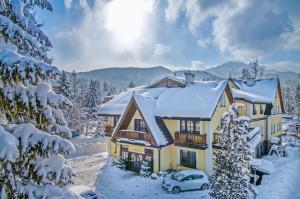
113, 130, 156, 146
174, 131, 207, 149
105, 125, 114, 136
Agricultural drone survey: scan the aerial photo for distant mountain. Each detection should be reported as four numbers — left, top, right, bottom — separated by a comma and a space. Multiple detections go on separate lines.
264, 70, 300, 84
205, 61, 300, 85
205, 61, 248, 78
77, 66, 173, 89
75, 62, 299, 89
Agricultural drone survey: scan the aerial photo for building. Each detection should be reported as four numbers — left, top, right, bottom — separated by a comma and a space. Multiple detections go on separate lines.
229, 78, 284, 157
99, 74, 284, 173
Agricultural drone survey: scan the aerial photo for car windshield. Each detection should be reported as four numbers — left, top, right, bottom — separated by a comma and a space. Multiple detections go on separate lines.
172, 172, 186, 181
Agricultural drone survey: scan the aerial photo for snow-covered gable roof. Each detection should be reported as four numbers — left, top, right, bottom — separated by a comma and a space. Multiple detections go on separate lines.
133, 95, 169, 146
100, 76, 230, 119
148, 75, 186, 88
155, 80, 228, 118
231, 78, 279, 104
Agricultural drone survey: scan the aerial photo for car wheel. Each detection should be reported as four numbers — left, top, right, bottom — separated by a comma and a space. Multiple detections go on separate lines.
172, 186, 180, 194
200, 183, 209, 190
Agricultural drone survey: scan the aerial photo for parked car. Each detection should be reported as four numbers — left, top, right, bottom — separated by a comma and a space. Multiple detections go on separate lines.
70, 186, 98, 199
162, 170, 209, 194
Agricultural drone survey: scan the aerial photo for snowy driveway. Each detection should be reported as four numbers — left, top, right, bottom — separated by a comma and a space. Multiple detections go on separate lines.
95, 164, 209, 199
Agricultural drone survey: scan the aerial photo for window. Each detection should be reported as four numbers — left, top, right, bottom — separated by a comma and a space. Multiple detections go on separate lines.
192, 174, 204, 180
253, 104, 257, 115
180, 150, 196, 168
180, 120, 201, 133
134, 119, 146, 132
113, 116, 120, 127
121, 145, 128, 159
220, 94, 226, 107
144, 149, 153, 162
182, 175, 193, 182
260, 104, 264, 114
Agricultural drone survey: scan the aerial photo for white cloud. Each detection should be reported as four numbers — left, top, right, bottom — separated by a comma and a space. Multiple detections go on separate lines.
191, 60, 207, 70
164, 0, 298, 61
64, 0, 72, 9
153, 43, 170, 57
52, 0, 160, 71
165, 0, 184, 22
197, 38, 209, 48
212, 0, 294, 60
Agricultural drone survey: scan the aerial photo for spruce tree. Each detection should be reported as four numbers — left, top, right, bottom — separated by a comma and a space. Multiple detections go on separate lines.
0, 1, 78, 198
56, 70, 71, 99
84, 80, 99, 120
295, 83, 300, 119
209, 104, 256, 199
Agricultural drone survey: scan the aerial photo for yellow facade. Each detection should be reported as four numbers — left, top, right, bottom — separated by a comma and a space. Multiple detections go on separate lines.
104, 81, 283, 173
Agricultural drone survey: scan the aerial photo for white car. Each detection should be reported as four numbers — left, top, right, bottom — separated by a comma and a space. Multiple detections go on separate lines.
162, 170, 209, 193
70, 186, 98, 199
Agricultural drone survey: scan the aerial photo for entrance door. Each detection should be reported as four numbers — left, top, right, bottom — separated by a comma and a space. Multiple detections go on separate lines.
128, 152, 143, 172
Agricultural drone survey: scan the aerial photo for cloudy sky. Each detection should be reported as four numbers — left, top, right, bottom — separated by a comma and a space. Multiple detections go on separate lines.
37, 0, 300, 72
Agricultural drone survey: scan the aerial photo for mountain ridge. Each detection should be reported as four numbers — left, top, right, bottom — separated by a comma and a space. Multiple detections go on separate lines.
75, 62, 299, 89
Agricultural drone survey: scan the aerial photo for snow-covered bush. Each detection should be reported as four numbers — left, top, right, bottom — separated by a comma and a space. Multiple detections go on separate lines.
140, 160, 152, 177
209, 104, 257, 199
0, 1, 78, 198
115, 157, 128, 170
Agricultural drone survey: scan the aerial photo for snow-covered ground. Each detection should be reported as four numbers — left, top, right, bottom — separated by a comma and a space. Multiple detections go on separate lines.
95, 162, 209, 199
68, 153, 108, 188
257, 145, 300, 199
69, 136, 300, 198
67, 136, 108, 188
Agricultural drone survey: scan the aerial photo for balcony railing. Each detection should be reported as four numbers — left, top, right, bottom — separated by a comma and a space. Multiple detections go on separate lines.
114, 130, 156, 146
174, 132, 206, 148
105, 125, 114, 136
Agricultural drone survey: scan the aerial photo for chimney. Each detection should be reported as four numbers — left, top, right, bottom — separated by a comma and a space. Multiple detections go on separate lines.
184, 72, 195, 84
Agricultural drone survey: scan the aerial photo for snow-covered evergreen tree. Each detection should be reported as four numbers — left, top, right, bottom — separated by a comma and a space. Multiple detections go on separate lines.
140, 160, 152, 177
70, 70, 78, 100
0, 1, 78, 198
209, 104, 256, 199
294, 82, 300, 119
55, 70, 71, 99
84, 80, 99, 120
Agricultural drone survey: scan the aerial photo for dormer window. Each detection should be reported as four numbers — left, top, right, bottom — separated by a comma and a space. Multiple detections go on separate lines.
134, 119, 146, 132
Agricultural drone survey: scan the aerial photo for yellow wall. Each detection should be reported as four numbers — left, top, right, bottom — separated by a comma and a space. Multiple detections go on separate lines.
126, 109, 143, 130
211, 92, 231, 133
252, 119, 266, 141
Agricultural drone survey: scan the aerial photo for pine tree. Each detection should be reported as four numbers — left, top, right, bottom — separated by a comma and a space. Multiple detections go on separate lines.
209, 104, 256, 199
295, 83, 300, 119
84, 80, 99, 120
0, 1, 77, 198
70, 70, 78, 100
56, 70, 71, 99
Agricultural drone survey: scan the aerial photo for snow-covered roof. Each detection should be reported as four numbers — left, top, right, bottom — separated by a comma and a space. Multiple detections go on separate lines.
250, 159, 274, 175
149, 75, 186, 87
99, 86, 167, 115
231, 78, 279, 104
155, 80, 228, 118
134, 95, 168, 146
100, 77, 229, 119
